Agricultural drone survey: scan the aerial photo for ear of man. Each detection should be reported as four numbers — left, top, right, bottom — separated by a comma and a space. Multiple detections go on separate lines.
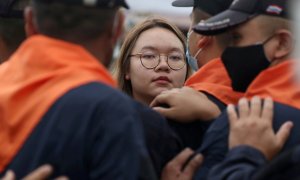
273, 29, 293, 59
196, 35, 211, 49
24, 6, 38, 37
109, 10, 125, 46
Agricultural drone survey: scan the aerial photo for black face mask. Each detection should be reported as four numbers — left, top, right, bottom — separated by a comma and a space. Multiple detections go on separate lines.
221, 37, 273, 92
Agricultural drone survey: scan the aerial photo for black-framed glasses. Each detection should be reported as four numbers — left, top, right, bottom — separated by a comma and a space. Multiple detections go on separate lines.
129, 52, 186, 70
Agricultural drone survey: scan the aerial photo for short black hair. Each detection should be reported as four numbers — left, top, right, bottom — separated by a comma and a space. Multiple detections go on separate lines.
32, 2, 117, 43
0, 17, 25, 54
0, 0, 28, 61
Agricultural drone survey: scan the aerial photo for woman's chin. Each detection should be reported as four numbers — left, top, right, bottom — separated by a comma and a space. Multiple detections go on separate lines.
153, 87, 172, 96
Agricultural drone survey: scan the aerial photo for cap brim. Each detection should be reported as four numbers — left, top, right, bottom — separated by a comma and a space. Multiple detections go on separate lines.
172, 0, 194, 7
193, 9, 251, 35
122, 1, 130, 9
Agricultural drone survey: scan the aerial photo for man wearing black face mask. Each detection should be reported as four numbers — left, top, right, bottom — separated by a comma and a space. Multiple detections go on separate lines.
188, 0, 300, 179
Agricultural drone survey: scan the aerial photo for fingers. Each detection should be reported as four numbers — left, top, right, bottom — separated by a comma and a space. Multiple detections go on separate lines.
152, 106, 173, 119
161, 148, 199, 180
250, 96, 262, 117
150, 93, 170, 108
54, 176, 69, 180
182, 154, 203, 177
261, 97, 274, 122
275, 121, 294, 150
227, 104, 238, 124
23, 164, 53, 180
2, 170, 15, 180
162, 88, 180, 94
238, 98, 250, 118
169, 148, 194, 166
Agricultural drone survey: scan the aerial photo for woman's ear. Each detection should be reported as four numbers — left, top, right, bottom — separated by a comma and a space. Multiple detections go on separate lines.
273, 29, 293, 59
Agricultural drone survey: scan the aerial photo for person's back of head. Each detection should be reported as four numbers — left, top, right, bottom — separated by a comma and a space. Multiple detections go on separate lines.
0, 0, 29, 63
172, 0, 233, 68
26, 0, 128, 66
173, 0, 233, 26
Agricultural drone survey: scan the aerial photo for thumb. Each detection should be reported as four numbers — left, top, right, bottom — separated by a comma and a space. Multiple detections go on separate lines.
152, 106, 173, 119
182, 154, 203, 177
150, 94, 169, 108
2, 170, 15, 180
275, 121, 293, 149
23, 165, 53, 180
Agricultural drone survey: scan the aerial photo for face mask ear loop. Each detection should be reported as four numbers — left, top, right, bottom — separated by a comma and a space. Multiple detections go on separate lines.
262, 34, 275, 45
194, 37, 210, 58
262, 34, 277, 64
193, 48, 203, 59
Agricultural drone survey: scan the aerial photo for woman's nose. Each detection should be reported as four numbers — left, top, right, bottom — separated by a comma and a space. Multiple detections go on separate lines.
154, 55, 170, 72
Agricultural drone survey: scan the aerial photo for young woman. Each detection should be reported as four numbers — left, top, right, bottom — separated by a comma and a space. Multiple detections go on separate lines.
113, 18, 193, 177
115, 17, 191, 105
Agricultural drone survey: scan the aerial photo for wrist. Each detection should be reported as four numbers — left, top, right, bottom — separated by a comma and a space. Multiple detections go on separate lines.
196, 103, 221, 121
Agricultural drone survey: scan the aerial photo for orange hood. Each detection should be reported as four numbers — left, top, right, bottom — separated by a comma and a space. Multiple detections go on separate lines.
245, 60, 300, 109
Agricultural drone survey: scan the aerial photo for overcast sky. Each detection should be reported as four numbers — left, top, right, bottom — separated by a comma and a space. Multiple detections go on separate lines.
126, 0, 192, 15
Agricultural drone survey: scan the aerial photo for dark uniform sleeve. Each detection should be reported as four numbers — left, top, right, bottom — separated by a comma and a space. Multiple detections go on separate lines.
253, 145, 300, 180
207, 146, 267, 180
193, 110, 230, 179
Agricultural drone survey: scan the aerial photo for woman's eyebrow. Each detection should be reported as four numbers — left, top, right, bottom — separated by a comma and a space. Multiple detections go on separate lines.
140, 46, 184, 53
140, 46, 157, 51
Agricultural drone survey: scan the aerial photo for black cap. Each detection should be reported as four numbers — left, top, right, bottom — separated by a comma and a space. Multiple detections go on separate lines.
172, 0, 233, 16
193, 0, 289, 35
0, 0, 24, 18
33, 0, 129, 9
172, 0, 194, 7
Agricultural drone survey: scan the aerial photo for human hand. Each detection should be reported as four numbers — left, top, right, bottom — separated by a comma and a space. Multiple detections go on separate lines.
150, 87, 221, 122
161, 148, 203, 180
1, 165, 68, 180
228, 96, 293, 160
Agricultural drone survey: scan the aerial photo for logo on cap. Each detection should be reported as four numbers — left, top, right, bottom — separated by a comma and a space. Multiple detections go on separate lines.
266, 5, 283, 15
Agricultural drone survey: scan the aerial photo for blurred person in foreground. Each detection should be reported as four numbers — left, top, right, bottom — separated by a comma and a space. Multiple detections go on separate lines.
0, 0, 156, 179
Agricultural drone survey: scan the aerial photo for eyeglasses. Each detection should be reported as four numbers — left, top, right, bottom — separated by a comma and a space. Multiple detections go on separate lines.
129, 52, 186, 70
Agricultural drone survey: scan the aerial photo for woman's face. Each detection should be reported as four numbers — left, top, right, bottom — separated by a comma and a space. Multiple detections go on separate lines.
126, 27, 187, 105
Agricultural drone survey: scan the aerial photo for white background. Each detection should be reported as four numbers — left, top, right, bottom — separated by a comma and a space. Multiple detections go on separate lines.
126, 0, 192, 15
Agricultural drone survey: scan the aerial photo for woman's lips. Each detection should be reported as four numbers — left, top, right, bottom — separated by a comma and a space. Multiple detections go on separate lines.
152, 76, 171, 85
